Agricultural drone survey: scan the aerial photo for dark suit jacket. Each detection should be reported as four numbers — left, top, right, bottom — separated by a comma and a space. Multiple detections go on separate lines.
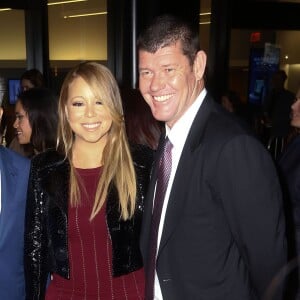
0, 146, 30, 300
278, 135, 300, 254
141, 94, 287, 300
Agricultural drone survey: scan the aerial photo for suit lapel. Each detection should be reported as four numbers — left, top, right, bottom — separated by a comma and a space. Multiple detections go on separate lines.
158, 95, 214, 254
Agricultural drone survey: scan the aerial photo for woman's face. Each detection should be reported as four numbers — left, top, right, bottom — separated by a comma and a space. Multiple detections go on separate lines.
65, 76, 113, 148
13, 100, 32, 144
291, 90, 300, 129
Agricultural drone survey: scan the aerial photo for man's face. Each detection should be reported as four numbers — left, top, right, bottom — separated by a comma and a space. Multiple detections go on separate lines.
138, 42, 203, 128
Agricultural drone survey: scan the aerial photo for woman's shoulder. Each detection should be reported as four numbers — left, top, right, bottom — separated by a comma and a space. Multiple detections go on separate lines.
31, 149, 67, 170
130, 143, 154, 169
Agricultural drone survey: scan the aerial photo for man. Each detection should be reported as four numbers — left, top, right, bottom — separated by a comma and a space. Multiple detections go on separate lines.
0, 104, 30, 299
138, 15, 287, 300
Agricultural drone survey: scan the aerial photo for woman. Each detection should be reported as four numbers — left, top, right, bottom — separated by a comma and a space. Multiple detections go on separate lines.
13, 87, 58, 157
9, 68, 46, 156
24, 62, 153, 299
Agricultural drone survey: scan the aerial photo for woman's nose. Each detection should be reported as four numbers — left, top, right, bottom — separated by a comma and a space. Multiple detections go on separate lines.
85, 103, 96, 117
13, 118, 18, 129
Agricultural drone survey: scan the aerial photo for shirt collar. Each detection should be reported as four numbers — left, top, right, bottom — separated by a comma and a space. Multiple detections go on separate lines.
166, 88, 207, 149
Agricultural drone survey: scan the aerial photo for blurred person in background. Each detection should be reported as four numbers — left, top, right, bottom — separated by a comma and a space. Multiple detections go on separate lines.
264, 70, 295, 140
221, 89, 253, 127
20, 68, 45, 92
9, 68, 46, 156
122, 87, 163, 150
13, 87, 58, 157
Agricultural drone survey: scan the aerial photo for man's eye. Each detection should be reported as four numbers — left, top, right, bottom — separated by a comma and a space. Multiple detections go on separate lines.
165, 68, 175, 73
140, 70, 152, 77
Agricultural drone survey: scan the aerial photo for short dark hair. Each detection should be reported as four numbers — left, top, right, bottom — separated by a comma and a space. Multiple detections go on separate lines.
18, 87, 58, 152
137, 14, 200, 66
20, 68, 45, 88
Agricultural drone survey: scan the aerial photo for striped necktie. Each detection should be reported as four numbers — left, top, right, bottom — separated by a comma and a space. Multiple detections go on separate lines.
145, 137, 173, 300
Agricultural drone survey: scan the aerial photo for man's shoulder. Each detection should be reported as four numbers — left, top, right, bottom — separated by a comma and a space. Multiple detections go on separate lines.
0, 146, 30, 168
207, 103, 254, 139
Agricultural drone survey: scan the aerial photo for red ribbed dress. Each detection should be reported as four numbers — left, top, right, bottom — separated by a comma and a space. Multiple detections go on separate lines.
46, 167, 145, 300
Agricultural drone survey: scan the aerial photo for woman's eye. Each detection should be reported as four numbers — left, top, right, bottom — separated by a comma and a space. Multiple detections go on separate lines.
72, 102, 84, 107
95, 100, 103, 105
16, 114, 24, 121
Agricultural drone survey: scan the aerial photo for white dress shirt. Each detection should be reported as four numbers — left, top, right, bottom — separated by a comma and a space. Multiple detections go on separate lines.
154, 88, 207, 299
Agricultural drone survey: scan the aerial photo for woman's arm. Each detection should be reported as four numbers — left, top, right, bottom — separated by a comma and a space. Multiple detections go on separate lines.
24, 160, 49, 300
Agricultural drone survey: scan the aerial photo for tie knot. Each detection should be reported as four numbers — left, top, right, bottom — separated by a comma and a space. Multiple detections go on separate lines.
164, 137, 173, 154
159, 137, 172, 171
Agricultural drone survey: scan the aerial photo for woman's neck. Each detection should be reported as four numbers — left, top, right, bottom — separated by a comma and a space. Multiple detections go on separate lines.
72, 140, 105, 169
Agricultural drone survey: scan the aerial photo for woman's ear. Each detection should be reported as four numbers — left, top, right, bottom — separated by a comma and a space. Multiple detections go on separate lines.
0, 107, 3, 120
193, 50, 207, 81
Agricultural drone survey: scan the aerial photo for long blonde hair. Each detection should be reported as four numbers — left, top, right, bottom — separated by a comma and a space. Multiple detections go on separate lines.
57, 62, 136, 220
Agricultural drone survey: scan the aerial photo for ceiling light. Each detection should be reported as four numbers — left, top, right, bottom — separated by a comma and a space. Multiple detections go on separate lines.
199, 21, 211, 25
48, 0, 87, 6
0, 8, 11, 12
64, 11, 107, 18
199, 12, 211, 16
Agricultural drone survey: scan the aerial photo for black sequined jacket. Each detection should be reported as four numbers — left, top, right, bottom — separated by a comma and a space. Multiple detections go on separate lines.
24, 144, 153, 300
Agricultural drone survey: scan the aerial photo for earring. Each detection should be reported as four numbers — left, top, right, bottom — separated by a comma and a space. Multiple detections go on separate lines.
1, 125, 7, 147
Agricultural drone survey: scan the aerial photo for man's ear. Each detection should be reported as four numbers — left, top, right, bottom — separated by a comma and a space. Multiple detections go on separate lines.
193, 50, 207, 81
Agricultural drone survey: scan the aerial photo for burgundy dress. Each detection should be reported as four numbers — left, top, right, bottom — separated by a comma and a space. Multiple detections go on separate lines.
46, 167, 145, 300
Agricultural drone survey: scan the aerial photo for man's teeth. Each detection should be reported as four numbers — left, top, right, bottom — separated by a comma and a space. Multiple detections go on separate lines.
154, 94, 172, 102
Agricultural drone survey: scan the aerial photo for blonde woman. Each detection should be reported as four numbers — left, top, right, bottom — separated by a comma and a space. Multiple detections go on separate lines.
24, 62, 153, 299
